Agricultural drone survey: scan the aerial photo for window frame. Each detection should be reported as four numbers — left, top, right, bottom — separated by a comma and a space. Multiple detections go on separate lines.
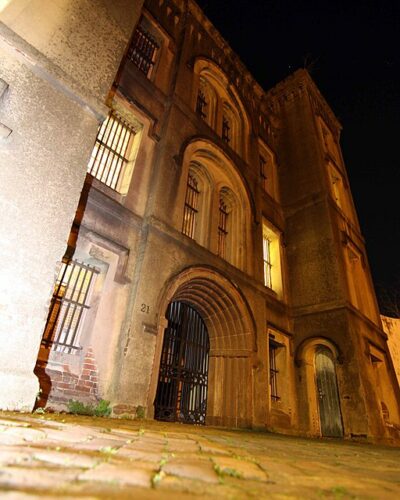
127, 22, 160, 79
182, 172, 200, 239
41, 260, 99, 354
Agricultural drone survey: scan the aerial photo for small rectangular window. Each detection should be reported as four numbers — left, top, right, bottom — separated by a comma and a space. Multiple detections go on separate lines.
196, 90, 208, 120
263, 234, 272, 288
269, 341, 280, 401
87, 112, 136, 191
127, 25, 159, 78
260, 155, 268, 191
182, 173, 199, 239
41, 260, 98, 353
217, 197, 229, 258
222, 116, 231, 144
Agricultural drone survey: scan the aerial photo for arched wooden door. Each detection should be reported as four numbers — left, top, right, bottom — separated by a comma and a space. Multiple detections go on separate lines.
315, 346, 344, 437
154, 301, 209, 424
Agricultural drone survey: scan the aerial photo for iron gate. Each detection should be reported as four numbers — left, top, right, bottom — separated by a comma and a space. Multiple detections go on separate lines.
154, 301, 210, 424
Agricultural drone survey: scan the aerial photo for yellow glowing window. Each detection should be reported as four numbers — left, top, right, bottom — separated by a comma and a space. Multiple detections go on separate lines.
182, 173, 199, 239
262, 219, 283, 297
263, 234, 272, 288
87, 112, 135, 191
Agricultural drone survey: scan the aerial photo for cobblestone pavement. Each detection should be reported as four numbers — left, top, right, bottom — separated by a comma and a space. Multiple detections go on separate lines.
0, 412, 399, 499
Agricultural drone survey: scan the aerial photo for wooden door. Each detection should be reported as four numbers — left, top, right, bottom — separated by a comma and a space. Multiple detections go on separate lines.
315, 346, 343, 437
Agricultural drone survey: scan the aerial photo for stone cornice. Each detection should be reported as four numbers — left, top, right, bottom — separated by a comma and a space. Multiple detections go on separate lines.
267, 69, 342, 133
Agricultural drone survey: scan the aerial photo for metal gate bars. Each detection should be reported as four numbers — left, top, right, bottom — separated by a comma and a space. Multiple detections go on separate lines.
154, 301, 210, 425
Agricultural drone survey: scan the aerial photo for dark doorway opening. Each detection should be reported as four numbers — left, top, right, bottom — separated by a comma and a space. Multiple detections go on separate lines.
315, 345, 344, 437
154, 301, 209, 424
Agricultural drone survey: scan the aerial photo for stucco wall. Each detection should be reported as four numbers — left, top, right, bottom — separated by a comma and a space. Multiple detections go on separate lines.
0, 0, 143, 410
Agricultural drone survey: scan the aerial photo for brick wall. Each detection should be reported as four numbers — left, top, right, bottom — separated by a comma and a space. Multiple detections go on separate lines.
35, 348, 99, 410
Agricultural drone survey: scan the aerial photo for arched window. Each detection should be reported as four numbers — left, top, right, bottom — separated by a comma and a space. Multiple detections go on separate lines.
182, 172, 200, 239
193, 59, 250, 159
217, 192, 229, 258
178, 141, 252, 273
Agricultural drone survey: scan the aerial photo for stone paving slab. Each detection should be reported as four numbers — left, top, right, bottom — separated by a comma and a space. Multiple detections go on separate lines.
0, 411, 399, 499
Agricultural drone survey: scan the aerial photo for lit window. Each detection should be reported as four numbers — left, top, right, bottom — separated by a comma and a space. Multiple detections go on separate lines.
269, 340, 280, 401
41, 260, 98, 354
87, 112, 136, 191
127, 24, 159, 78
182, 173, 199, 239
263, 234, 272, 288
217, 196, 229, 258
262, 219, 283, 297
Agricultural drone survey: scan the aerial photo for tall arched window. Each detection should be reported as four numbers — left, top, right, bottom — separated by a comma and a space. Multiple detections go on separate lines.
193, 59, 250, 160
178, 141, 252, 273
182, 172, 200, 239
195, 76, 218, 129
217, 193, 229, 258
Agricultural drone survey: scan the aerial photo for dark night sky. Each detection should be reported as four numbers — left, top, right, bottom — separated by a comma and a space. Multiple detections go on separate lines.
196, 0, 400, 302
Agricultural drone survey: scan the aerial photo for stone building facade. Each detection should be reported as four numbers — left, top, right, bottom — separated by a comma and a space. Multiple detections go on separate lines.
3, 0, 400, 441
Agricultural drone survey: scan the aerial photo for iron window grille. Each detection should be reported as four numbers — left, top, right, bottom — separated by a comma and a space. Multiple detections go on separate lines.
217, 197, 229, 258
87, 112, 135, 191
260, 155, 268, 191
127, 24, 159, 78
41, 260, 98, 354
196, 90, 208, 119
182, 173, 199, 239
269, 341, 280, 401
263, 234, 272, 288
222, 116, 231, 144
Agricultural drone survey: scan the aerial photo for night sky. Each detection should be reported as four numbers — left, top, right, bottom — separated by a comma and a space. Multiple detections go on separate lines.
196, 0, 400, 306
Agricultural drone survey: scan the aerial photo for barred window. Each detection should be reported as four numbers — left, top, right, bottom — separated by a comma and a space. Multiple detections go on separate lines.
196, 90, 208, 120
260, 155, 268, 192
217, 196, 229, 258
87, 112, 135, 191
222, 115, 231, 144
41, 260, 98, 353
269, 341, 280, 401
263, 233, 272, 288
182, 173, 199, 239
127, 24, 159, 78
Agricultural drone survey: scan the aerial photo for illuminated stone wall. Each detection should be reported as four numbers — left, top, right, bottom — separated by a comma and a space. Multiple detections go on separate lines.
0, 0, 143, 410
382, 316, 400, 387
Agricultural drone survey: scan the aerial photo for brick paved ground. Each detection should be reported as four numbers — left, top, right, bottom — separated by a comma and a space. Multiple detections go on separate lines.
0, 412, 399, 499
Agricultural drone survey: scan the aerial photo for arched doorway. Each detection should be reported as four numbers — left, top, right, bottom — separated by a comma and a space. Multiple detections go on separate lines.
315, 345, 343, 437
154, 301, 210, 424
149, 267, 256, 428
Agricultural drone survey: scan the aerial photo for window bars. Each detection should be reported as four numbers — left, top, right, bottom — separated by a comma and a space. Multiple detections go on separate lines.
182, 173, 199, 239
263, 234, 272, 288
269, 342, 280, 401
217, 197, 229, 258
87, 112, 135, 191
127, 24, 159, 77
222, 116, 231, 144
196, 90, 208, 119
41, 260, 98, 353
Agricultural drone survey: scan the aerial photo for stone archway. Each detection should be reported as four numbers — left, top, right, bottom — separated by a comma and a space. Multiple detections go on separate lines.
296, 338, 343, 437
149, 267, 256, 428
